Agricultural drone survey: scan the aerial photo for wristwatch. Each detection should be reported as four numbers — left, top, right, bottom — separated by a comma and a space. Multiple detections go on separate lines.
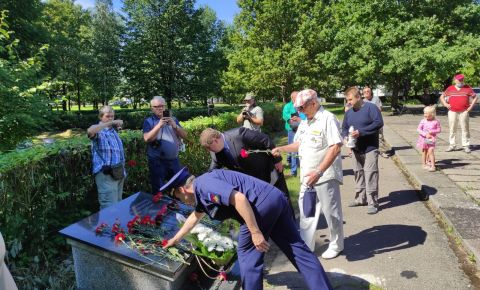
314, 168, 323, 176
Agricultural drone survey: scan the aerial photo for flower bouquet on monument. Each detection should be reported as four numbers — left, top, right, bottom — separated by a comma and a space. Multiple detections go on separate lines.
177, 214, 238, 266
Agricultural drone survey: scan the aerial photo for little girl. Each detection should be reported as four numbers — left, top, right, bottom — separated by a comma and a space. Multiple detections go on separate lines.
416, 105, 441, 172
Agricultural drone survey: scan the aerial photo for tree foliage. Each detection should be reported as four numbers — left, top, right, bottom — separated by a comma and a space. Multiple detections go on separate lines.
223, 0, 480, 102
0, 12, 49, 151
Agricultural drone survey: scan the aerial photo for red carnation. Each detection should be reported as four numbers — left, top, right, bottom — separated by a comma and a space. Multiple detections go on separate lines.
127, 160, 137, 167
161, 239, 168, 248
153, 191, 163, 203
140, 215, 152, 225
158, 204, 168, 216
114, 233, 126, 243
218, 271, 227, 281
95, 226, 103, 234
240, 148, 249, 158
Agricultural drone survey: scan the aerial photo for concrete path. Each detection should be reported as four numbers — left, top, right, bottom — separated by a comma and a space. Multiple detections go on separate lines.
263, 110, 479, 289
382, 110, 480, 282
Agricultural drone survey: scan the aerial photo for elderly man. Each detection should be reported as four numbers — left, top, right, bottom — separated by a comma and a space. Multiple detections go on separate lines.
440, 74, 477, 153
236, 93, 264, 132
272, 89, 344, 260
163, 167, 333, 290
87, 106, 126, 209
143, 96, 187, 192
199, 127, 293, 213
342, 87, 384, 215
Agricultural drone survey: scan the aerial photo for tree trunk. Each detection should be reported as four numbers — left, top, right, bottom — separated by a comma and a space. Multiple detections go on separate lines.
77, 83, 81, 111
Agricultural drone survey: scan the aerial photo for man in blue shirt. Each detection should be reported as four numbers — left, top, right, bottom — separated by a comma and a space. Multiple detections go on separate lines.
87, 106, 126, 209
143, 96, 187, 193
162, 167, 333, 290
342, 87, 384, 214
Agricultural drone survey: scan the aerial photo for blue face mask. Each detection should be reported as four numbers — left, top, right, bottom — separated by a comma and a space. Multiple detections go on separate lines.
456, 83, 464, 88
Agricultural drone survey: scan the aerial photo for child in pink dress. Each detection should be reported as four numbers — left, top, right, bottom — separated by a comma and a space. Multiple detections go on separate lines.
417, 106, 441, 172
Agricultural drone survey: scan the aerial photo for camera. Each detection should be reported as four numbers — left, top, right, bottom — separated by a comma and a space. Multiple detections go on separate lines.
151, 140, 161, 149
101, 165, 113, 175
163, 110, 171, 118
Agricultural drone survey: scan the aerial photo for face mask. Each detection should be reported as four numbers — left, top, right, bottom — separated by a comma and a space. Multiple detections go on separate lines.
456, 83, 464, 88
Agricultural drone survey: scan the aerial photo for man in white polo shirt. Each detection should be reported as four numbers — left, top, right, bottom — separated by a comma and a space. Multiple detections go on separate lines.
272, 89, 344, 259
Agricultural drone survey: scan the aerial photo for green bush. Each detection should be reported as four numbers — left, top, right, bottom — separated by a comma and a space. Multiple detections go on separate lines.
47, 105, 240, 131
0, 104, 283, 289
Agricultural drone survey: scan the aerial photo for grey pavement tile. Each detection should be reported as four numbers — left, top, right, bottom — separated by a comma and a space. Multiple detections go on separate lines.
448, 175, 480, 182
442, 169, 480, 175
456, 181, 480, 191
466, 190, 480, 200
441, 207, 480, 239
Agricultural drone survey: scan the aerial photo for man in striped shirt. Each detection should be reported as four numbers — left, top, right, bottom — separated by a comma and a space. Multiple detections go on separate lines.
440, 74, 477, 153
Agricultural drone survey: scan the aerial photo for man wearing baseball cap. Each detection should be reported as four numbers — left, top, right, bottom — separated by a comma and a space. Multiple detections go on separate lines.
236, 92, 264, 132
440, 74, 477, 153
272, 89, 345, 260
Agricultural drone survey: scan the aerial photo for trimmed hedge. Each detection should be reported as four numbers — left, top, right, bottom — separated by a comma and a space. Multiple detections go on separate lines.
47, 106, 241, 131
0, 102, 284, 282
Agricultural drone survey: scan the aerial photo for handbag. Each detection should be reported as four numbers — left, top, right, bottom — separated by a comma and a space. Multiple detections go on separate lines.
303, 187, 317, 218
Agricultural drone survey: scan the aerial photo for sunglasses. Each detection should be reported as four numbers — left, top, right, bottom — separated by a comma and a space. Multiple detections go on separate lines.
152, 105, 165, 108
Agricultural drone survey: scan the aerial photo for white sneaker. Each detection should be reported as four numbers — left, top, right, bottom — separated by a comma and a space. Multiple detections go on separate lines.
464, 147, 471, 153
446, 146, 456, 152
321, 248, 342, 259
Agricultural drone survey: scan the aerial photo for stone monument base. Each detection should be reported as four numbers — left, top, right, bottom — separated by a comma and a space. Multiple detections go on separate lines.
68, 239, 194, 290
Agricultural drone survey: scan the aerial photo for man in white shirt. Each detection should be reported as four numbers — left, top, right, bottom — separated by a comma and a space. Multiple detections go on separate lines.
273, 89, 344, 260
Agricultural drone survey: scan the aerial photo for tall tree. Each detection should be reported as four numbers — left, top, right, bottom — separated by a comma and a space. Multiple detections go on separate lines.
89, 0, 123, 107
0, 11, 49, 150
41, 0, 91, 111
0, 0, 46, 58
122, 0, 226, 108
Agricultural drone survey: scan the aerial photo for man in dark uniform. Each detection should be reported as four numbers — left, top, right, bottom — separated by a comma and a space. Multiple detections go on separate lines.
162, 167, 332, 290
199, 127, 293, 212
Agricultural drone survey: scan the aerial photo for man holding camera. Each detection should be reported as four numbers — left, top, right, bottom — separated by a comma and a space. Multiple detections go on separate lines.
236, 92, 264, 132
87, 106, 126, 209
143, 96, 187, 193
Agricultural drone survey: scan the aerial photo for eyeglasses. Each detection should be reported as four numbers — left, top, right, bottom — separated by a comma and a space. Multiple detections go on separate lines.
152, 105, 165, 108
296, 102, 311, 112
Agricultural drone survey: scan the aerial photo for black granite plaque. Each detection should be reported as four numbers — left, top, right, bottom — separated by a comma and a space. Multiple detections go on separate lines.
60, 192, 193, 276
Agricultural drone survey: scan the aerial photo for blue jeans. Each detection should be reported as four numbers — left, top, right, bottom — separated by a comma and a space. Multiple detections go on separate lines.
287, 130, 299, 174
95, 172, 124, 209
148, 157, 182, 193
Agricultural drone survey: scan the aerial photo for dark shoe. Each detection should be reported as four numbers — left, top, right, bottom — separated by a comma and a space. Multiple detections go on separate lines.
348, 201, 367, 207
367, 206, 378, 215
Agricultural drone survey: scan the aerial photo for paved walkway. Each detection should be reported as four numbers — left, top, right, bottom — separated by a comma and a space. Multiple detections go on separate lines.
382, 109, 480, 270
262, 109, 480, 289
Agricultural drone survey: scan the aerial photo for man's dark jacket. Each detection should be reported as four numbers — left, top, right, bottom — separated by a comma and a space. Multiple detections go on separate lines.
209, 127, 290, 198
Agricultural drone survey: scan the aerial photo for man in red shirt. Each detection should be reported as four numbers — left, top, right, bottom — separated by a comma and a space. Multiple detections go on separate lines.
440, 74, 477, 153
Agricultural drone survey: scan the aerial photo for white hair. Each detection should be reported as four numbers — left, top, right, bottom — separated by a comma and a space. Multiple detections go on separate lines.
98, 105, 114, 118
151, 96, 166, 105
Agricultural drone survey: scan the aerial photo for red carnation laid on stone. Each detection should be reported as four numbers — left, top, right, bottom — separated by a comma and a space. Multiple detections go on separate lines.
127, 159, 137, 167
